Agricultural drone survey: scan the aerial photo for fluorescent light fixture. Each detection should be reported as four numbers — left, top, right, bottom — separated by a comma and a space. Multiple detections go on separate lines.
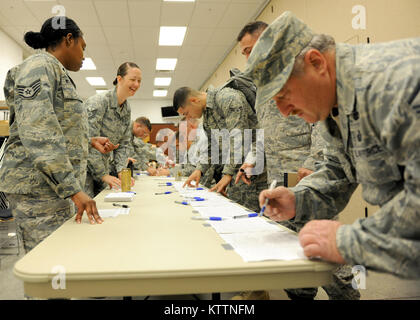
86, 77, 106, 86
96, 89, 108, 94
153, 89, 168, 97
156, 58, 177, 71
154, 77, 172, 86
159, 26, 187, 46
164, 0, 195, 2
80, 57, 96, 70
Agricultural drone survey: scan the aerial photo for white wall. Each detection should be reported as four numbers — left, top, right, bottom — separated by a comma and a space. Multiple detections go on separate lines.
128, 98, 179, 124
0, 29, 23, 101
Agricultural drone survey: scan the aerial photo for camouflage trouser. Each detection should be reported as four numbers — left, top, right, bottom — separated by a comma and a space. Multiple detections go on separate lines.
227, 171, 268, 213
282, 221, 361, 300
85, 173, 107, 199
6, 193, 74, 253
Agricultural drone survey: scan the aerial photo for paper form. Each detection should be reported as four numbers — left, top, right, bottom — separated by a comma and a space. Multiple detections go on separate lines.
194, 205, 255, 218
208, 217, 280, 234
220, 230, 307, 262
104, 192, 135, 202
98, 208, 130, 218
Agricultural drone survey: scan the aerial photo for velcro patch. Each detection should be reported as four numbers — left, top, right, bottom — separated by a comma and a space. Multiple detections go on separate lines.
16, 80, 41, 100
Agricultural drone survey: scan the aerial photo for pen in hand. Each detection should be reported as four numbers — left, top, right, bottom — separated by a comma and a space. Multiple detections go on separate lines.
259, 180, 277, 217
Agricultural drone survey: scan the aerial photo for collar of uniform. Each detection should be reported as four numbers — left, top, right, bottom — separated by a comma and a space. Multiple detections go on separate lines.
205, 85, 217, 109
42, 51, 71, 78
110, 86, 130, 117
335, 43, 356, 116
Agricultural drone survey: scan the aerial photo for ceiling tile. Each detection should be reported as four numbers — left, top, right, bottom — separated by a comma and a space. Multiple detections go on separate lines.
208, 27, 238, 46
0, 0, 39, 26
218, 2, 262, 28
94, 0, 129, 27
86, 44, 113, 60
190, 2, 228, 28
178, 45, 205, 61
183, 27, 214, 46
24, 0, 59, 23
59, 0, 102, 27
128, 0, 161, 27
82, 26, 108, 46
102, 26, 132, 45
161, 2, 194, 26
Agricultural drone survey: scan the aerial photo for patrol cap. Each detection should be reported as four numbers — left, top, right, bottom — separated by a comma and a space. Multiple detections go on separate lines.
244, 11, 314, 108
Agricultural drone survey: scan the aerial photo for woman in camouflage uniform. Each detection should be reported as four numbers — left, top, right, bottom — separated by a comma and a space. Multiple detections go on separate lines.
84, 62, 141, 197
0, 17, 109, 252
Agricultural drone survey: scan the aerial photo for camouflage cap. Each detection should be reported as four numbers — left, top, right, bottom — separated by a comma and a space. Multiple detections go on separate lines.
244, 11, 314, 108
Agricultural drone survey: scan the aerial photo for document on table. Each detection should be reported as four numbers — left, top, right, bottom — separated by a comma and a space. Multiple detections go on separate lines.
195, 205, 255, 218
104, 192, 135, 202
208, 217, 280, 234
98, 207, 130, 218
220, 230, 307, 262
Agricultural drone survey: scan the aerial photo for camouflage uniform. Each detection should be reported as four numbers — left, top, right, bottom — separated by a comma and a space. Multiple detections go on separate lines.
85, 88, 131, 197
256, 98, 312, 184
246, 76, 357, 300
128, 129, 159, 171
246, 11, 420, 278
0, 51, 88, 252
178, 124, 216, 187
196, 86, 267, 212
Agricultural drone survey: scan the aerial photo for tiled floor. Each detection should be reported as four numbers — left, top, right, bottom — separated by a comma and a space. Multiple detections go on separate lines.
1, 245, 419, 300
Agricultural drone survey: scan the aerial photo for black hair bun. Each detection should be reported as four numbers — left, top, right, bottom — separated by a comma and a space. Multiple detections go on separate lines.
24, 31, 47, 49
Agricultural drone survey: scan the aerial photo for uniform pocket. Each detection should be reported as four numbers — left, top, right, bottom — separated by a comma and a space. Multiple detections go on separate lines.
353, 145, 402, 184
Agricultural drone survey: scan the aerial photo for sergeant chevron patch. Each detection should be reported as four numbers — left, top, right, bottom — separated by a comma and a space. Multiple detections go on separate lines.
16, 79, 41, 100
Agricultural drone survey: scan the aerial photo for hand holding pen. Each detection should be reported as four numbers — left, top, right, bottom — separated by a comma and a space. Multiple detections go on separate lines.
258, 181, 297, 221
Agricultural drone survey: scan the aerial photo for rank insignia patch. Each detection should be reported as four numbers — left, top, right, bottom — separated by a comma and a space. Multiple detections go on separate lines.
17, 79, 41, 100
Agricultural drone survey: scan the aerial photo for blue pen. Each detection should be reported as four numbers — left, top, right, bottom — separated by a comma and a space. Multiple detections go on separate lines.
174, 201, 189, 205
191, 216, 226, 221
159, 182, 173, 186
155, 191, 172, 195
233, 213, 258, 219
259, 180, 277, 217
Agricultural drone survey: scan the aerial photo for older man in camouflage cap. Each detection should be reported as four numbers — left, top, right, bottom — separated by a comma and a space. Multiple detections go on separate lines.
245, 11, 420, 278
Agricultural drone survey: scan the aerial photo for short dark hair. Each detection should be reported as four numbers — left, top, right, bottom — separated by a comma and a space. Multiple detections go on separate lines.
135, 116, 151, 132
173, 87, 193, 112
237, 21, 268, 42
24, 16, 82, 50
113, 62, 140, 85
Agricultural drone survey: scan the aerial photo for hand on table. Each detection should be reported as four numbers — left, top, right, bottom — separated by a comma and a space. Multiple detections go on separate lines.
71, 191, 103, 224
210, 174, 232, 197
102, 174, 121, 189
183, 169, 201, 188
299, 220, 346, 264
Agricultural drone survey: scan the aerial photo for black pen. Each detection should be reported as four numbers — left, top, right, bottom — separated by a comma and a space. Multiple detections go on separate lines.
113, 203, 129, 208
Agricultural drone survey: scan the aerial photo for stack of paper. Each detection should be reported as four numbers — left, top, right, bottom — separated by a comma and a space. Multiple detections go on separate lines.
104, 192, 135, 202
170, 180, 306, 262
98, 207, 130, 218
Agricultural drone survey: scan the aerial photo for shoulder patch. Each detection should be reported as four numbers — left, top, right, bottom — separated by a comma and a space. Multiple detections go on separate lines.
16, 79, 41, 100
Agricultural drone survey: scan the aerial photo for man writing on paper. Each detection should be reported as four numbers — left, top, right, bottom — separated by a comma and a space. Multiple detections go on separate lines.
247, 12, 419, 278
172, 86, 267, 213
232, 21, 359, 300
